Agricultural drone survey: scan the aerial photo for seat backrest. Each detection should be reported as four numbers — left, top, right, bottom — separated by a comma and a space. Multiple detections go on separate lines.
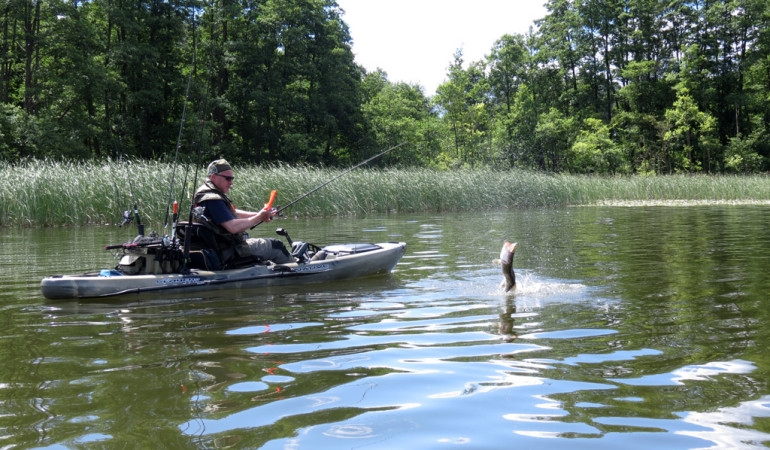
178, 222, 221, 250
177, 221, 261, 270
177, 222, 226, 270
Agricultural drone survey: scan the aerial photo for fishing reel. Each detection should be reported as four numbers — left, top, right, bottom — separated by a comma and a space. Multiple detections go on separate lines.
119, 210, 132, 227
191, 206, 207, 222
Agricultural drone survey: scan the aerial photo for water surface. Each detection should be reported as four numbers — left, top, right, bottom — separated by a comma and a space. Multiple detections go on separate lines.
1, 206, 769, 448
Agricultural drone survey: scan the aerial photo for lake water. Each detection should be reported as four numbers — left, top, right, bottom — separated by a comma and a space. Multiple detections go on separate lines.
1, 206, 769, 449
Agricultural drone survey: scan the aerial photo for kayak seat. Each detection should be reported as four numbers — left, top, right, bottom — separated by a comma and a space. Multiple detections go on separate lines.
177, 222, 224, 270
188, 248, 221, 271
177, 222, 261, 270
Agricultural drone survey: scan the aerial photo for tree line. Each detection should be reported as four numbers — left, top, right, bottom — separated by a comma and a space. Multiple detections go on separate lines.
2, 0, 768, 173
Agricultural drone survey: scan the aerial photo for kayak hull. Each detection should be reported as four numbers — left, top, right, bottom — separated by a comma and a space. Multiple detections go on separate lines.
41, 242, 406, 300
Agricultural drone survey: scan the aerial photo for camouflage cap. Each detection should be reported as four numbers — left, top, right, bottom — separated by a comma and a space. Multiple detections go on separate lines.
207, 159, 232, 175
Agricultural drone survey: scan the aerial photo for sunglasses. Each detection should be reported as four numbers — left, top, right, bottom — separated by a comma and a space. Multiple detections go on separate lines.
215, 173, 235, 182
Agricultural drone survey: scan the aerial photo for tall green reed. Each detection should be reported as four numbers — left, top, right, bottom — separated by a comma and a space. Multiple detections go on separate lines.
2, 160, 768, 227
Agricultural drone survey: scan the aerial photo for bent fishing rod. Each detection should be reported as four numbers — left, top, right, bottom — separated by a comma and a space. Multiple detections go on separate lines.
252, 142, 406, 228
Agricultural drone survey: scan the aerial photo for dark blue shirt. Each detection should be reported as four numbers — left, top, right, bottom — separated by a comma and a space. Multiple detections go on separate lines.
200, 200, 235, 225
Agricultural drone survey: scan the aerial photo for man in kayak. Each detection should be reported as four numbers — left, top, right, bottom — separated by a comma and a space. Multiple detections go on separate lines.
192, 159, 294, 265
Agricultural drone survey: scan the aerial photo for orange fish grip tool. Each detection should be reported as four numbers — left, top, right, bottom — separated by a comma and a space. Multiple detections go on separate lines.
264, 190, 277, 211
250, 190, 277, 229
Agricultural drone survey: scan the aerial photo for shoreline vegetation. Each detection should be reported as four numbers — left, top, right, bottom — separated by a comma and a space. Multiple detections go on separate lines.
3, 1, 770, 175
2, 160, 769, 228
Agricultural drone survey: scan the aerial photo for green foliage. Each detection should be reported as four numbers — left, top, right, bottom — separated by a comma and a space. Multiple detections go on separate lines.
434, 50, 495, 167
534, 108, 577, 172
724, 129, 767, 173
499, 84, 539, 169
425, 0, 770, 173
360, 73, 440, 167
569, 118, 625, 174
2, 0, 770, 175
0, 0, 363, 165
0, 104, 35, 159
487, 34, 528, 116
663, 85, 720, 172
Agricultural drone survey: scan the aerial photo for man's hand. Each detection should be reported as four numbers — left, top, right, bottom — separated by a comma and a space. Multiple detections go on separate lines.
255, 207, 277, 224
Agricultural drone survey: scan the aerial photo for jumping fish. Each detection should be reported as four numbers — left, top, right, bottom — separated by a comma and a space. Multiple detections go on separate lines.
499, 241, 517, 292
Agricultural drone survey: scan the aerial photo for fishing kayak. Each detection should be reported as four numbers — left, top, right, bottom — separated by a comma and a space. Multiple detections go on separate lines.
41, 241, 406, 300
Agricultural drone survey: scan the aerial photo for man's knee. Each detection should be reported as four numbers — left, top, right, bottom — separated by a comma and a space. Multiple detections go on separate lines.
269, 238, 292, 262
244, 237, 292, 263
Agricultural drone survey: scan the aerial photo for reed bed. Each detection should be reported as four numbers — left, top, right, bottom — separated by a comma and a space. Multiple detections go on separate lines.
1, 160, 768, 227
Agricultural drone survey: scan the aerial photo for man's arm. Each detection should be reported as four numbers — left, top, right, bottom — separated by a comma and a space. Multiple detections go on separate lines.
203, 201, 277, 234
220, 208, 275, 234
233, 208, 258, 219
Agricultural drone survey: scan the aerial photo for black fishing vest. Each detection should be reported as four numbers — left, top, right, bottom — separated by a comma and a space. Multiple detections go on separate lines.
192, 181, 247, 250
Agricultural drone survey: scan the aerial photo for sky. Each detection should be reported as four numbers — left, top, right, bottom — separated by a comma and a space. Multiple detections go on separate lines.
335, 0, 547, 96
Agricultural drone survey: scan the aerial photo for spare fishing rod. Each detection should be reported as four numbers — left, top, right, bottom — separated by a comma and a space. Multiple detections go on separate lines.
109, 135, 145, 236
251, 142, 406, 228
126, 174, 145, 236
162, 9, 197, 245
178, 117, 211, 273
107, 156, 133, 229
180, 1, 218, 272
114, 164, 143, 234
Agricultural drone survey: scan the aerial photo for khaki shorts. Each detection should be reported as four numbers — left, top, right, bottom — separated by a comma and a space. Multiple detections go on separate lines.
238, 237, 293, 264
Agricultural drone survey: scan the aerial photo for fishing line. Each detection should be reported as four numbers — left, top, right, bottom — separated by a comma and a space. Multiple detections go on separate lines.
276, 142, 407, 215
251, 142, 406, 228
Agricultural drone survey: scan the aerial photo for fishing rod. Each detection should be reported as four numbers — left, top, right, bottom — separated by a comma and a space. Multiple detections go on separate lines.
179, 116, 211, 217
251, 142, 406, 228
179, 118, 210, 272
172, 122, 204, 247
162, 9, 197, 242
109, 136, 145, 236
180, 1, 218, 271
126, 174, 145, 236
113, 166, 142, 233
106, 157, 132, 229
185, 4, 217, 222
